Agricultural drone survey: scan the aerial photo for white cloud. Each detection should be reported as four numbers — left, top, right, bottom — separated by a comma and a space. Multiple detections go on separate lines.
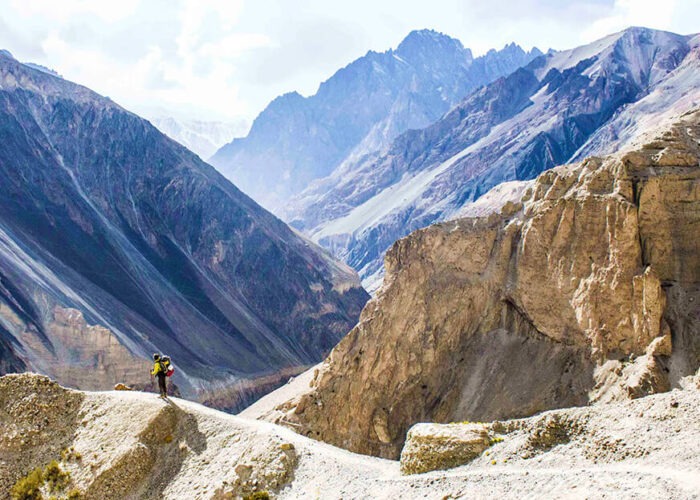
9, 0, 140, 22
581, 0, 677, 43
3, 0, 266, 122
0, 0, 697, 130
198, 33, 272, 60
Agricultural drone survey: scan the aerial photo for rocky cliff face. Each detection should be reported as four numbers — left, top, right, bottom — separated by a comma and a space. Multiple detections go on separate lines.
289, 27, 699, 292
272, 112, 700, 459
0, 51, 368, 409
211, 30, 540, 211
3, 304, 152, 391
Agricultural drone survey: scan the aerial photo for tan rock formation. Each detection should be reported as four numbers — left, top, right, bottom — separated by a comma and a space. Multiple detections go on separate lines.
272, 112, 700, 459
8, 304, 151, 391
400, 423, 492, 474
0, 374, 299, 500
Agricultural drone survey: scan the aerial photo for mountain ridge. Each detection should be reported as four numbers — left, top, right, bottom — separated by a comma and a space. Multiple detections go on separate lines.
0, 50, 368, 410
2, 372, 699, 498
210, 30, 542, 211
287, 27, 700, 291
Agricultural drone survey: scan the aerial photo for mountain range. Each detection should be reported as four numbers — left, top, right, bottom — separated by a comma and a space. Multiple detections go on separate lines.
210, 30, 543, 211
1, 21, 699, 500
0, 51, 368, 410
148, 115, 247, 160
283, 27, 700, 290
2, 25, 698, 413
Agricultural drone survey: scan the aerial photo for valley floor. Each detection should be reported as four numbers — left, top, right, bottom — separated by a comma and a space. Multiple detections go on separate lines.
1, 374, 699, 499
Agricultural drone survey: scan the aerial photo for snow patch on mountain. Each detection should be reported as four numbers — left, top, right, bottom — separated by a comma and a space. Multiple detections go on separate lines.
451, 180, 534, 219
574, 34, 700, 160
535, 30, 624, 78
148, 115, 246, 159
22, 62, 62, 78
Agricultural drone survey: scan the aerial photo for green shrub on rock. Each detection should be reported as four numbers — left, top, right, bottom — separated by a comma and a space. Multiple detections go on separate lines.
244, 492, 271, 500
10, 467, 44, 500
10, 460, 83, 500
44, 461, 70, 494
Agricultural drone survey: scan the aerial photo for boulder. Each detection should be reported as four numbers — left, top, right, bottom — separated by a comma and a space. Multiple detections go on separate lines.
400, 423, 491, 474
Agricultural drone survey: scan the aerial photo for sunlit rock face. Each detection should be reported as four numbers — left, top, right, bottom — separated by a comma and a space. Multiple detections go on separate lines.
273, 112, 700, 459
0, 51, 368, 409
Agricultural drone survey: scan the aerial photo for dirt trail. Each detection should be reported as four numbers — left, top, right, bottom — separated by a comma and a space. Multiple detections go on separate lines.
1, 373, 699, 499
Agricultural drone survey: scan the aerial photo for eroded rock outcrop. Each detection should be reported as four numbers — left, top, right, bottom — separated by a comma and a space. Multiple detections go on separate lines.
400, 385, 700, 476
272, 112, 700, 459
0, 374, 299, 499
8, 306, 151, 391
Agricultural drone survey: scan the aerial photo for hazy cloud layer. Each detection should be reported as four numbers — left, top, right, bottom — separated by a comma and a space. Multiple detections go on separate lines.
0, 0, 697, 131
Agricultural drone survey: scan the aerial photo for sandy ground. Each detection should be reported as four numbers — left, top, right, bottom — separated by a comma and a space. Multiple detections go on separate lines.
1, 374, 699, 499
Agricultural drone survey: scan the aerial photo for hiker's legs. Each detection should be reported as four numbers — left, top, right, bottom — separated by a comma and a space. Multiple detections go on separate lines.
158, 374, 167, 397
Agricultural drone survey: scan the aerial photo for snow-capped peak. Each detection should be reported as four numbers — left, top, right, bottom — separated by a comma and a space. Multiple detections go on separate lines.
395, 29, 473, 64
535, 27, 690, 86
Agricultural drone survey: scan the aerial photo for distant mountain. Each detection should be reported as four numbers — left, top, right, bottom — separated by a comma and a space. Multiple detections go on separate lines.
210, 30, 542, 211
22, 62, 62, 78
149, 115, 247, 159
0, 51, 368, 410
0, 52, 62, 78
287, 27, 700, 291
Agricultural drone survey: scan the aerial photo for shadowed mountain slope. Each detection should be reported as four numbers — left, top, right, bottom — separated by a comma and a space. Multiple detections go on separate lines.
0, 51, 368, 410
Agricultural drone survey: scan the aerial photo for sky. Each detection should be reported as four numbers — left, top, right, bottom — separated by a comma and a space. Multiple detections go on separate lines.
0, 0, 698, 131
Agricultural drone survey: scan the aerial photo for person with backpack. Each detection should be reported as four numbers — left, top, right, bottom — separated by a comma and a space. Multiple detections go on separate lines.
150, 353, 173, 398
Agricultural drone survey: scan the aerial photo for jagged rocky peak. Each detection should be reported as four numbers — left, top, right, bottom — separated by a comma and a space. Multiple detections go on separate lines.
485, 41, 543, 60
245, 91, 307, 137
491, 42, 544, 71
270, 111, 700, 459
394, 28, 474, 65
210, 29, 541, 212
534, 26, 690, 84
0, 52, 368, 410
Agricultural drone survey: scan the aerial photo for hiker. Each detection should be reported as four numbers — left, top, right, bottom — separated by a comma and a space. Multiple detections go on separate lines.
151, 353, 168, 398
